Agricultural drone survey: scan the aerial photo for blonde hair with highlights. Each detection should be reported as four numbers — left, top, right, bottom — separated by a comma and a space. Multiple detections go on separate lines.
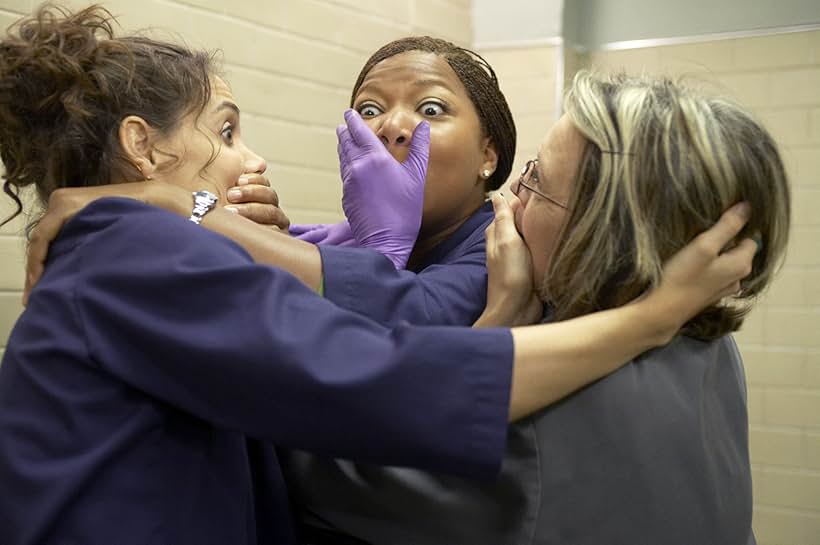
546, 71, 790, 340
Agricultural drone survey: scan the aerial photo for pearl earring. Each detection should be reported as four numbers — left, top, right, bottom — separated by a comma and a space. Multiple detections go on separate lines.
482, 169, 492, 178
137, 164, 153, 181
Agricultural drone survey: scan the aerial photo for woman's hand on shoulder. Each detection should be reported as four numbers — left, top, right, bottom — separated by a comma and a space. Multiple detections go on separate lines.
474, 192, 542, 328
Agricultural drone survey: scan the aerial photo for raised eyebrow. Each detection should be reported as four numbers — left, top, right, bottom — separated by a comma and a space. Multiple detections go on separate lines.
353, 81, 381, 99
411, 78, 456, 92
356, 78, 455, 99
214, 101, 240, 116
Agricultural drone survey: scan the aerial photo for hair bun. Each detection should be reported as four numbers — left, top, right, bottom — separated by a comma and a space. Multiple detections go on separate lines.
1, 4, 214, 229
0, 5, 116, 126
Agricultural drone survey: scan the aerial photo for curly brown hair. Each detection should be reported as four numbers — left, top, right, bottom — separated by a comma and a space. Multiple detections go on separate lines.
350, 36, 516, 192
0, 3, 215, 226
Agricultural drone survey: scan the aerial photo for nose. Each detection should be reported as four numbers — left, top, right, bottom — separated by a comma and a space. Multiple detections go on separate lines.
243, 148, 267, 175
376, 109, 415, 148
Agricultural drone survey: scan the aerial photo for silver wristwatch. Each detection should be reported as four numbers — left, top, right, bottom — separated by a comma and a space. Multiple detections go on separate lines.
189, 190, 218, 225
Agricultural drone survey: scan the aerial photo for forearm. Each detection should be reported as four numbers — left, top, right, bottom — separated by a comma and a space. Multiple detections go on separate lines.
508, 297, 676, 421
139, 184, 322, 290
473, 305, 514, 328
200, 208, 323, 291
320, 244, 489, 326
474, 298, 541, 328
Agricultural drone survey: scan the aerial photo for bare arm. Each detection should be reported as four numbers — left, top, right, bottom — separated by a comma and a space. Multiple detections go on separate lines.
136, 181, 324, 290
509, 300, 668, 420
24, 180, 316, 302
199, 207, 323, 291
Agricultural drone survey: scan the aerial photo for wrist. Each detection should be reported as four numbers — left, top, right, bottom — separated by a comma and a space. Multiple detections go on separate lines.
144, 182, 192, 218
631, 292, 680, 346
188, 190, 218, 225
473, 310, 496, 328
474, 304, 515, 328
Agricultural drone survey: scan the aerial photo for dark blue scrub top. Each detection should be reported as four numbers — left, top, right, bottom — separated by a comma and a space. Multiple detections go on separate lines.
319, 201, 494, 326
0, 198, 513, 545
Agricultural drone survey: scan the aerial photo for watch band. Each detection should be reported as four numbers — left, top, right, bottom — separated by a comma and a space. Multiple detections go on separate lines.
189, 190, 218, 225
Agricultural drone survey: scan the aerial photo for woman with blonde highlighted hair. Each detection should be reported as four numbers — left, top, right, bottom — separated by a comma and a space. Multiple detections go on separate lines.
286, 72, 788, 545
550, 72, 789, 339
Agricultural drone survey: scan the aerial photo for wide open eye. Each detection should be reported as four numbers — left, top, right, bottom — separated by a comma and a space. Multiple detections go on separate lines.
357, 103, 384, 118
220, 123, 234, 145
418, 101, 445, 117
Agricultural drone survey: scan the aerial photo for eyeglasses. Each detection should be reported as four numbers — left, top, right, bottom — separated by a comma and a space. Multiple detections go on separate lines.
511, 159, 568, 209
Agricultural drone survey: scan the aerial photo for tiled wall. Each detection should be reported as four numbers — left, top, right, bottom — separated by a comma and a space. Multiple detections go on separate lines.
0, 0, 472, 352
478, 44, 562, 187
585, 30, 820, 545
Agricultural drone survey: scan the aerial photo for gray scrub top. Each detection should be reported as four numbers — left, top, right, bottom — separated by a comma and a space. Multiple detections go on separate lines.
284, 334, 755, 545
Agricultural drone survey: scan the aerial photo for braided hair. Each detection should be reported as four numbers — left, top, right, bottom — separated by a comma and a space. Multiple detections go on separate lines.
350, 37, 516, 191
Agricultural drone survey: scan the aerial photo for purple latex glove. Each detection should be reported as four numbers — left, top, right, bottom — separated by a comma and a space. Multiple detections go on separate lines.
337, 109, 429, 269
289, 221, 358, 247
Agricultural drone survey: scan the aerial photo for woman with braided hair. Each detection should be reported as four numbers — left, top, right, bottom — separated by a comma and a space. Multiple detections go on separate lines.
286, 36, 531, 327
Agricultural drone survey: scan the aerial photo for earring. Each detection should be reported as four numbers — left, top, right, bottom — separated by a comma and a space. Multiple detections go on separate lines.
482, 169, 492, 179
136, 163, 152, 181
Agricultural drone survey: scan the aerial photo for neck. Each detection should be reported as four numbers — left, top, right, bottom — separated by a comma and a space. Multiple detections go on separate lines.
406, 201, 484, 269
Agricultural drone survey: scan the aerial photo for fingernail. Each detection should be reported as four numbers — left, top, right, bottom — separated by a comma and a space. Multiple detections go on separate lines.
224, 205, 239, 214
737, 202, 751, 219
227, 188, 242, 201
751, 231, 763, 254
237, 176, 250, 186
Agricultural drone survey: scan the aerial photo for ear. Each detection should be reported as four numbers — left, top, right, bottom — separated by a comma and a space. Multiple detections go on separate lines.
478, 136, 499, 184
118, 115, 156, 180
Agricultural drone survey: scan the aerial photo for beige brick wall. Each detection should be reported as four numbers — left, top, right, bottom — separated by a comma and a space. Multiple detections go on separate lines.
478, 44, 562, 188
0, 0, 32, 363
586, 29, 820, 545
0, 0, 473, 349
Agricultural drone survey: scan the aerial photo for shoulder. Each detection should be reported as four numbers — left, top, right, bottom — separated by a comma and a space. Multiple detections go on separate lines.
419, 204, 493, 269
67, 198, 252, 268
447, 202, 494, 259
641, 334, 741, 368
458, 202, 494, 250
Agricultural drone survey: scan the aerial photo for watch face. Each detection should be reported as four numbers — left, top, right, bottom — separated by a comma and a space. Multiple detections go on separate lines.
194, 190, 218, 206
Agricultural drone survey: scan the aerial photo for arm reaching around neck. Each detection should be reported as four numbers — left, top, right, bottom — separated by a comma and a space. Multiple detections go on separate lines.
489, 198, 756, 420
